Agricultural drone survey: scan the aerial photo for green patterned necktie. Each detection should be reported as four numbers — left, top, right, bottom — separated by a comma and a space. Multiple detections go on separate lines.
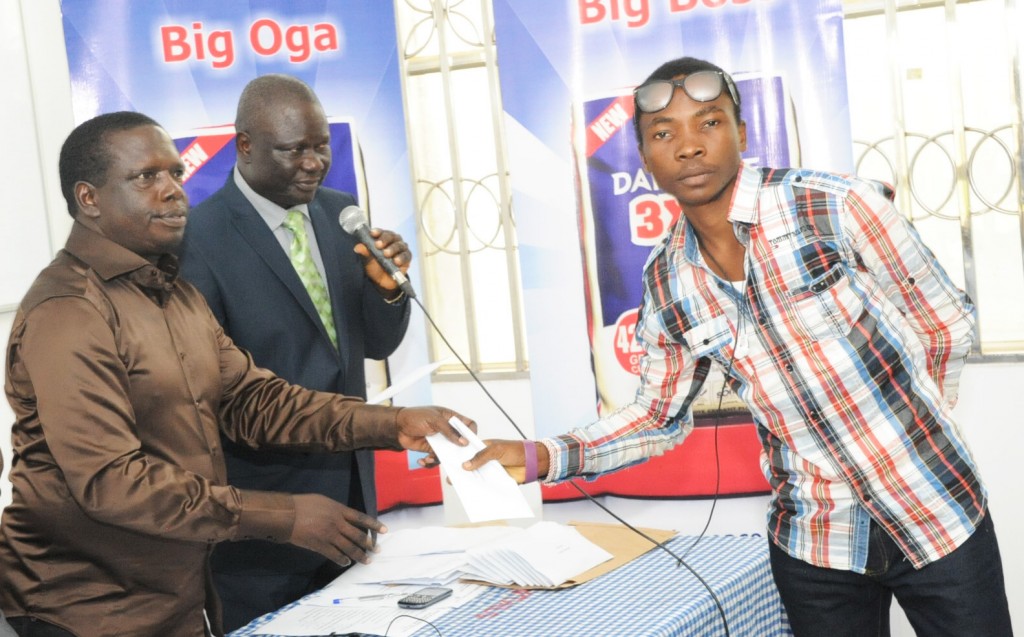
282, 210, 338, 348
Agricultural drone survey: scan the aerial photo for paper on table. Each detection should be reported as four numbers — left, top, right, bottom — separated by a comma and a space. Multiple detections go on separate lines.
326, 551, 466, 586
313, 522, 647, 594
374, 525, 521, 557
257, 605, 420, 637
302, 582, 418, 608
261, 581, 487, 636
461, 521, 613, 587
366, 358, 449, 404
426, 417, 534, 523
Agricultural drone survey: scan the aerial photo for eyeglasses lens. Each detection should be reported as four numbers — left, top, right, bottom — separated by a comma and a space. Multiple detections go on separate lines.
683, 72, 724, 102
635, 81, 675, 113
635, 71, 726, 114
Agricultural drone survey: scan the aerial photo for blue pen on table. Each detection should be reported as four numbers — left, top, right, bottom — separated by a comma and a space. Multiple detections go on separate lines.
331, 592, 404, 604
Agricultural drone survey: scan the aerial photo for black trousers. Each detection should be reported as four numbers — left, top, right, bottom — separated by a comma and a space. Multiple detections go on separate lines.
7, 616, 214, 637
6, 617, 75, 637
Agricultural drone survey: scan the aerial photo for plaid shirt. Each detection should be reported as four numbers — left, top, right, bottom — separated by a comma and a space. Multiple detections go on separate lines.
545, 163, 985, 572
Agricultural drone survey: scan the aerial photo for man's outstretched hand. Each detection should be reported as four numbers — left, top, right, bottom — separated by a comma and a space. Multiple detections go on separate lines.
459, 439, 550, 483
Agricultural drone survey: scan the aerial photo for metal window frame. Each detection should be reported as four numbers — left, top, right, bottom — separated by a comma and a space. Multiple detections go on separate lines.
849, 0, 1024, 362
395, 0, 528, 378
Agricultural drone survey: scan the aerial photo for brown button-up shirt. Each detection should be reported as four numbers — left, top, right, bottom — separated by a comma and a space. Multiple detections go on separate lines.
1, 222, 404, 637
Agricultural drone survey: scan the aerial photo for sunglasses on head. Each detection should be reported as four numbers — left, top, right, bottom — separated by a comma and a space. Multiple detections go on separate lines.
633, 70, 740, 114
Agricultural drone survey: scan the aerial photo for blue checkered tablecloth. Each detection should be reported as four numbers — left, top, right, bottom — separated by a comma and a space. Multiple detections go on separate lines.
230, 534, 791, 637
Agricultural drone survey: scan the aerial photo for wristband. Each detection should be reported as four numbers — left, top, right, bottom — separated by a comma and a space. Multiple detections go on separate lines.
523, 440, 538, 483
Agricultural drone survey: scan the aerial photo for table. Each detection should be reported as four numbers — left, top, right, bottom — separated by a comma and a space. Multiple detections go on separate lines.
230, 534, 792, 637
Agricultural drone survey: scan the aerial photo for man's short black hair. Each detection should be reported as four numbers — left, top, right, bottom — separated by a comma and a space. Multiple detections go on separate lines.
235, 74, 321, 134
632, 56, 742, 144
58, 111, 162, 218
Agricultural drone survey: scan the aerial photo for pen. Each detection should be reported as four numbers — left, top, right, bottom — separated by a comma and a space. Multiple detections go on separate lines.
331, 593, 404, 604
357, 592, 403, 600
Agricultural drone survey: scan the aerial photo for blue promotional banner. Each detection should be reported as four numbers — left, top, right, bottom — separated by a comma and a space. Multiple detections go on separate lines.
60, 2, 406, 217
60, 1, 435, 507
493, 0, 850, 498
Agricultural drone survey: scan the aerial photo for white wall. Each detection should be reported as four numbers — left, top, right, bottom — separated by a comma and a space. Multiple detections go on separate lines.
0, 2, 1019, 636
0, 0, 74, 504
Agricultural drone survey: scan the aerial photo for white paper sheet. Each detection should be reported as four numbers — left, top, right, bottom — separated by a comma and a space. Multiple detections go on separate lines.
366, 359, 448, 404
257, 599, 445, 637
322, 523, 609, 590
425, 417, 534, 523
374, 524, 521, 557
259, 581, 486, 636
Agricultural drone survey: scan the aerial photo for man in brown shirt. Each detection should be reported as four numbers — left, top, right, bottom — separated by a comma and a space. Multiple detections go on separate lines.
0, 111, 471, 637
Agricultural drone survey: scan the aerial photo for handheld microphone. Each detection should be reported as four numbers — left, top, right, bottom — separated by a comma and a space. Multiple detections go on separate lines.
338, 205, 417, 299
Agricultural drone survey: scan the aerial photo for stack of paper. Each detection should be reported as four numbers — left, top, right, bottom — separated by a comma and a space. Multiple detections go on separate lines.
460, 521, 613, 587
254, 522, 674, 637
344, 525, 524, 587
324, 522, 613, 591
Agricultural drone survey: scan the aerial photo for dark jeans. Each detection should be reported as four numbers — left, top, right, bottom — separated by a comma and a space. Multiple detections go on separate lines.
769, 511, 1013, 637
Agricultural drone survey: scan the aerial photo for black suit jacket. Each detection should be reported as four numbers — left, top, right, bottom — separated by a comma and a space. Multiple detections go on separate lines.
179, 177, 410, 576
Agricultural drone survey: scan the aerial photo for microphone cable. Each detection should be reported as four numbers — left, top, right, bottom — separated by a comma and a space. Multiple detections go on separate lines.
683, 274, 747, 559
410, 294, 734, 636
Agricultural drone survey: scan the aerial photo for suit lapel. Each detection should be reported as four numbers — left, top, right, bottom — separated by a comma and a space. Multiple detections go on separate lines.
223, 182, 340, 358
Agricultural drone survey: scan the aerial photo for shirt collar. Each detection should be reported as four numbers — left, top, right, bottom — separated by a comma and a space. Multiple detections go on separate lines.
233, 165, 310, 228
64, 221, 180, 301
728, 161, 762, 226
676, 162, 761, 264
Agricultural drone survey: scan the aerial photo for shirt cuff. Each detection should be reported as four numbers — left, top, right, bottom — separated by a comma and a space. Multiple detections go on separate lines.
236, 490, 296, 543
539, 437, 567, 483
344, 403, 404, 450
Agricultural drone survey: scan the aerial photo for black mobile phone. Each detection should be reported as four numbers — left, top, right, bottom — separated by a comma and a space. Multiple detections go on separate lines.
396, 586, 453, 609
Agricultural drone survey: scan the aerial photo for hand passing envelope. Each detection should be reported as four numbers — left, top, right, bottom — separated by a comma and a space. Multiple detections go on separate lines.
424, 418, 535, 523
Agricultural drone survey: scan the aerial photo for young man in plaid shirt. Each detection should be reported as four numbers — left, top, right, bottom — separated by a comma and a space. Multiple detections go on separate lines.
467, 56, 1012, 636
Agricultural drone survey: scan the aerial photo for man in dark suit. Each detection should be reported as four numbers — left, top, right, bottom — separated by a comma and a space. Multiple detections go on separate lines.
179, 74, 413, 631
